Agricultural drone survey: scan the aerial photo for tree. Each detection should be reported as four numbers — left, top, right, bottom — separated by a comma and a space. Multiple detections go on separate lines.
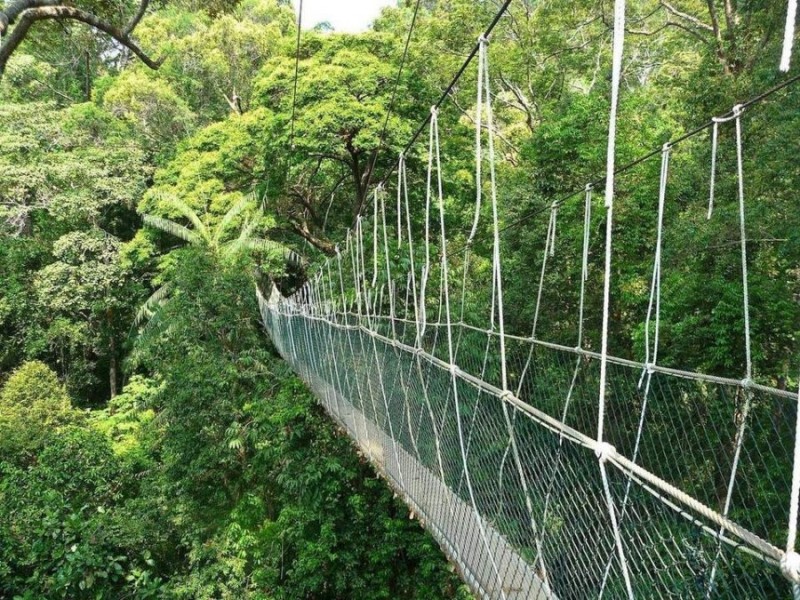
136, 192, 300, 328
32, 230, 141, 400
0, 0, 161, 79
0, 360, 79, 462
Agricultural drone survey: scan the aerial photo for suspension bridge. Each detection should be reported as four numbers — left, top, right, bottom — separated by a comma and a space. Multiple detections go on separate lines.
259, 1, 800, 597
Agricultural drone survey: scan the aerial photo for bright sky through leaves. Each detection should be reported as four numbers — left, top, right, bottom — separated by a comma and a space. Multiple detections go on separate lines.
296, 0, 396, 33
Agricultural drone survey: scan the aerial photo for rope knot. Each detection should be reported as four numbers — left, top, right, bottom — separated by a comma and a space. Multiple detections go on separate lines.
781, 552, 800, 583
595, 442, 616, 463
732, 103, 745, 118
430, 105, 438, 117
414, 347, 425, 357
646, 362, 656, 375
585, 183, 593, 192
500, 390, 515, 404
449, 363, 461, 377
661, 142, 672, 154
478, 34, 489, 45
741, 377, 755, 390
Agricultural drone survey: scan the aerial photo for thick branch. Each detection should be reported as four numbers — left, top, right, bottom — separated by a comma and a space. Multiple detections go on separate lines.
123, 0, 150, 36
0, 5, 162, 77
0, 0, 59, 34
289, 217, 336, 256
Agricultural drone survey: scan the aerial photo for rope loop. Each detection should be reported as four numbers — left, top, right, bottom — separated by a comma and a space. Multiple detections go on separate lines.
733, 103, 745, 118
782, 552, 800, 583
430, 105, 439, 117
595, 442, 617, 463
500, 390, 516, 404
478, 34, 489, 45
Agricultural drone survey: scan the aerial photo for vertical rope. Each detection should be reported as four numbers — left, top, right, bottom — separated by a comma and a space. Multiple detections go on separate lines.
598, 0, 626, 446
430, 106, 507, 598
783, 379, 800, 586
708, 119, 720, 219
397, 153, 405, 248
419, 110, 435, 341
640, 143, 671, 386
578, 184, 593, 348
597, 1, 634, 597
372, 187, 380, 288
782, 0, 798, 72
734, 105, 753, 382
705, 103, 755, 598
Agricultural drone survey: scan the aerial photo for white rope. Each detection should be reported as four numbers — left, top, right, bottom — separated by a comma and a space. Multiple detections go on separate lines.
734, 105, 753, 381
782, 0, 798, 72
430, 104, 508, 598
397, 153, 405, 249
372, 186, 380, 288
705, 103, 755, 598
598, 0, 626, 442
467, 36, 486, 245
381, 187, 397, 338
597, 2, 634, 596
602, 144, 671, 598
481, 38, 509, 394
419, 108, 436, 342
578, 184, 593, 348
640, 143, 670, 387
786, 377, 800, 584
708, 120, 720, 219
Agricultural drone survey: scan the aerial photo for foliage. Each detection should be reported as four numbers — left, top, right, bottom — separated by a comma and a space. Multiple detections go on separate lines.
0, 360, 80, 463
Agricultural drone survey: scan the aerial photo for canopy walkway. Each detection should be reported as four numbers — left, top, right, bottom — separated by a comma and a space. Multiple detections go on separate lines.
260, 1, 800, 597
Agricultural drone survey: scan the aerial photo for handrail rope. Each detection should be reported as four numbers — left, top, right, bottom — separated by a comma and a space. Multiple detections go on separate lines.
263, 301, 785, 565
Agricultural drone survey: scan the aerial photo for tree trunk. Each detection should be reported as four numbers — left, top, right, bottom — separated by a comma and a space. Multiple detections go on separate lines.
107, 310, 117, 398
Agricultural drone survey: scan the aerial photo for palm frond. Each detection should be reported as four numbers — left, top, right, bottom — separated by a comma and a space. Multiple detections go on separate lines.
158, 194, 210, 244
143, 214, 201, 245
213, 194, 253, 245
134, 283, 172, 327
236, 238, 306, 266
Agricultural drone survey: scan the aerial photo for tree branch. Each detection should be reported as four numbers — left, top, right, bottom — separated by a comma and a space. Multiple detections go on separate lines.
659, 0, 714, 32
123, 0, 150, 36
0, 0, 59, 35
0, 5, 162, 77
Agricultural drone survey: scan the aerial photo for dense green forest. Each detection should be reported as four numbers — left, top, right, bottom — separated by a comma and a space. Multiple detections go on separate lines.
1, 0, 799, 597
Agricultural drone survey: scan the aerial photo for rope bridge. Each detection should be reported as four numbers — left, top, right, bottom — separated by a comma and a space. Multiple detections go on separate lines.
259, 2, 800, 598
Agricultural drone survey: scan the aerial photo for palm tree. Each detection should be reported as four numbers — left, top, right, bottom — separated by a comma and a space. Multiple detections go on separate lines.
135, 193, 302, 326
